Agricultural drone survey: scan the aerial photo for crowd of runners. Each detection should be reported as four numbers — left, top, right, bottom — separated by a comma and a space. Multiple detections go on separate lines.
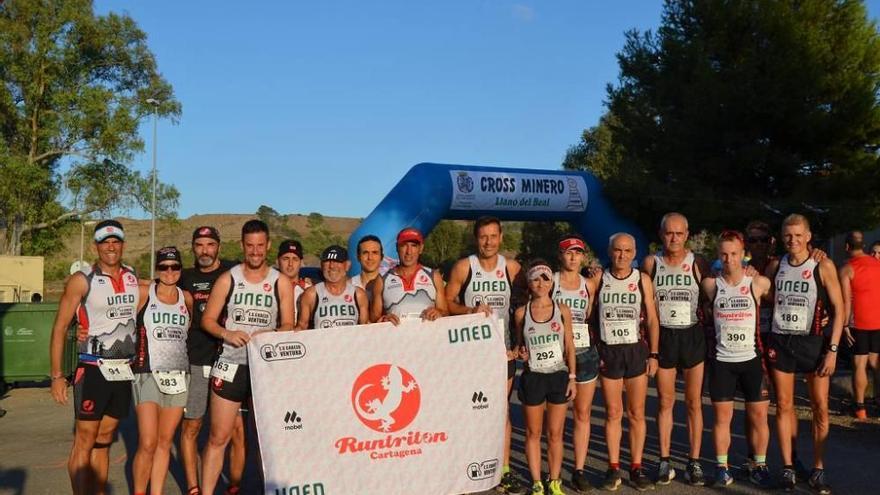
45, 212, 880, 495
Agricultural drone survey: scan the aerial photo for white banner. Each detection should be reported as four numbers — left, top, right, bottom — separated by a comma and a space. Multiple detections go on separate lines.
248, 314, 507, 495
449, 170, 588, 212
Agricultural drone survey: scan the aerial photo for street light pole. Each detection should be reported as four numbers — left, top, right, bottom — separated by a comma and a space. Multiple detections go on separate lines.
146, 98, 160, 278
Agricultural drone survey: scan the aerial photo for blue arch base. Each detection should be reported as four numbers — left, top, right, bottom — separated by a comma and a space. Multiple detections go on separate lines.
347, 163, 646, 274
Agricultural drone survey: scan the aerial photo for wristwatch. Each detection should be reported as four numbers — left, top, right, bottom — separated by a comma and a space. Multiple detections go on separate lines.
648, 352, 660, 360
827, 343, 839, 353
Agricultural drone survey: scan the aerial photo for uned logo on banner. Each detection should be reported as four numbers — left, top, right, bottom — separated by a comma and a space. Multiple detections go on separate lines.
351, 364, 420, 433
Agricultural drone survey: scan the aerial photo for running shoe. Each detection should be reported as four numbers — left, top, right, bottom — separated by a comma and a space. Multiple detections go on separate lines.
808, 469, 832, 495
657, 460, 675, 485
684, 460, 705, 486
224, 486, 240, 495
715, 466, 733, 487
781, 467, 797, 492
630, 468, 654, 491
547, 479, 565, 495
749, 464, 772, 488
601, 469, 622, 491
530, 481, 545, 494
497, 472, 528, 494
854, 406, 868, 421
186, 488, 201, 495
571, 469, 592, 493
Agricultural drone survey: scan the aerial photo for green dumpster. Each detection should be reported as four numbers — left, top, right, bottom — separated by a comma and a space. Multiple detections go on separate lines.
0, 302, 77, 385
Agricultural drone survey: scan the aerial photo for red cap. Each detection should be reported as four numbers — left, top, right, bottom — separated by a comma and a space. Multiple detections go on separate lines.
396, 227, 424, 245
559, 236, 586, 251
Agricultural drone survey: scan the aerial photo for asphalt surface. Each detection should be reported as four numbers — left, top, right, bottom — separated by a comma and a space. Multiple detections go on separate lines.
1, 371, 879, 495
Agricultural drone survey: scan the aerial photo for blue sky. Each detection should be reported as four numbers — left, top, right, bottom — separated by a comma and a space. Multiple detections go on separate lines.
94, 1, 880, 220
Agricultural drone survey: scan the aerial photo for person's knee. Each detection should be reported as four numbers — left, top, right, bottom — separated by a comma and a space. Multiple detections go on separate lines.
208, 427, 232, 448
139, 435, 159, 455
157, 434, 175, 451
182, 419, 202, 441
525, 426, 543, 442
606, 403, 624, 422
776, 395, 795, 412
685, 395, 702, 415
574, 404, 591, 423
658, 391, 676, 412
626, 403, 646, 422
546, 425, 564, 445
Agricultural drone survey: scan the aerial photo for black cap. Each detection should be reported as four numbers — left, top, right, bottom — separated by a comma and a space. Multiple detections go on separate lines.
192, 226, 220, 243
94, 219, 125, 242
321, 245, 348, 262
278, 239, 304, 259
156, 246, 182, 264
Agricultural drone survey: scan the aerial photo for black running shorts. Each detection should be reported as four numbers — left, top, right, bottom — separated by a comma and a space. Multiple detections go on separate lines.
599, 342, 648, 380
766, 333, 825, 374
852, 329, 880, 355
517, 370, 569, 406
658, 325, 706, 370
210, 364, 251, 403
72, 362, 132, 421
708, 357, 769, 403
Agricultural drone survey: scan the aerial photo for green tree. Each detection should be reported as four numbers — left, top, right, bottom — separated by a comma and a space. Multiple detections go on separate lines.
422, 220, 468, 269
567, 0, 880, 237
0, 0, 181, 255
302, 212, 344, 258
256, 205, 302, 241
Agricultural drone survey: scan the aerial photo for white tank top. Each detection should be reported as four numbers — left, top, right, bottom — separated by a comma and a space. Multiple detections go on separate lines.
653, 252, 701, 328
134, 283, 189, 372
772, 255, 823, 335
382, 265, 437, 319
461, 255, 512, 347
77, 265, 140, 358
313, 282, 359, 328
219, 265, 280, 365
597, 269, 643, 345
523, 301, 567, 374
552, 272, 591, 352
712, 275, 760, 362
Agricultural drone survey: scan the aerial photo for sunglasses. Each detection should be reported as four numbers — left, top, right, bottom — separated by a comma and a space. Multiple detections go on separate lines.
747, 235, 771, 243
156, 264, 182, 272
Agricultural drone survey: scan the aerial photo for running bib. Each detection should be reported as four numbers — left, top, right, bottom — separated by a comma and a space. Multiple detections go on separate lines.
153, 370, 187, 395
572, 323, 590, 349
602, 320, 638, 345
659, 301, 691, 327
211, 361, 239, 382
774, 306, 809, 333
720, 324, 752, 352
97, 359, 134, 382
528, 342, 564, 371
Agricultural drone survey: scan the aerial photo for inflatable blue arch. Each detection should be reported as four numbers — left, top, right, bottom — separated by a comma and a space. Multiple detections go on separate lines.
348, 163, 646, 273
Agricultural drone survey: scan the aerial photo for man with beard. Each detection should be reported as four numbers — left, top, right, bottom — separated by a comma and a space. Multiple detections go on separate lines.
177, 226, 245, 495
297, 245, 369, 329
200, 220, 295, 494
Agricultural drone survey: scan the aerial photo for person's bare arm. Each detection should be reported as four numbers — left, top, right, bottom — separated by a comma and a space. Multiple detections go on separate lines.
513, 305, 527, 359
371, 276, 398, 324
839, 264, 855, 346
296, 287, 317, 330
641, 272, 660, 377
445, 258, 480, 315
422, 270, 448, 321
640, 254, 655, 276
355, 287, 370, 324
762, 259, 780, 302
818, 259, 845, 377
275, 274, 296, 332
560, 303, 577, 400
184, 290, 194, 322
49, 273, 88, 404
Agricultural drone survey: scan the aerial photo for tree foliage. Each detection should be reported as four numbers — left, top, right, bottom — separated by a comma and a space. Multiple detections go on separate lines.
566, 0, 880, 236
0, 0, 181, 254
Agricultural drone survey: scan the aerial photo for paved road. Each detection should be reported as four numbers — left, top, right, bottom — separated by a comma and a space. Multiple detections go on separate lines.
1, 372, 878, 494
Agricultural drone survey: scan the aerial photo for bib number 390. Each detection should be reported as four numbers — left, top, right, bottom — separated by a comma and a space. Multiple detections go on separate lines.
152, 370, 187, 395
211, 361, 239, 382
97, 359, 134, 382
